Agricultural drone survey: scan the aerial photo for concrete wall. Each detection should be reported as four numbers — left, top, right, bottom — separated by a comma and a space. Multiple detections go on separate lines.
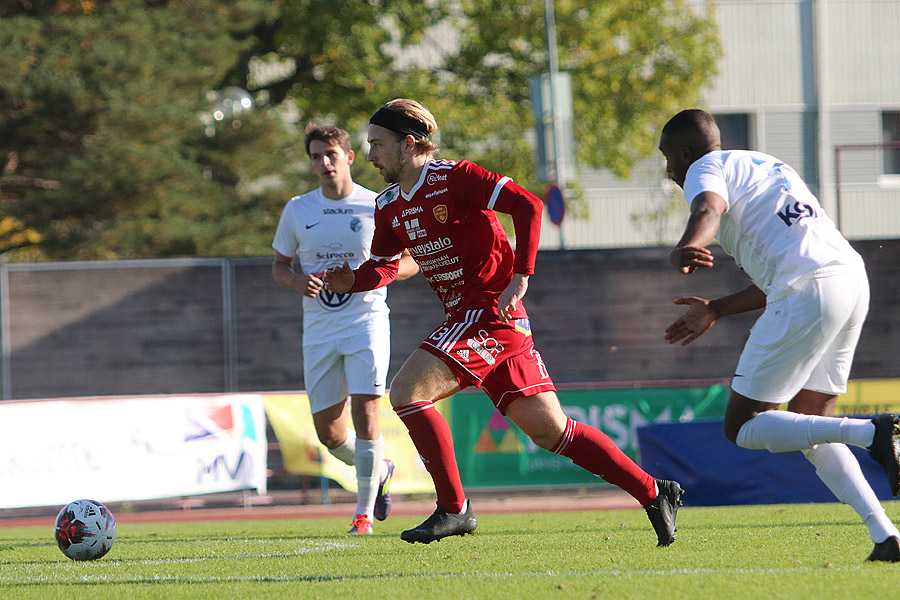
2, 240, 899, 400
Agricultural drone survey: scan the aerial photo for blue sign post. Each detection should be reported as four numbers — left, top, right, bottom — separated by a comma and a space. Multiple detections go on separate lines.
546, 184, 565, 225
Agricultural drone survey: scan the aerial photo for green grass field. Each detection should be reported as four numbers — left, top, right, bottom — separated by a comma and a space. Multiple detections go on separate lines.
2, 502, 899, 599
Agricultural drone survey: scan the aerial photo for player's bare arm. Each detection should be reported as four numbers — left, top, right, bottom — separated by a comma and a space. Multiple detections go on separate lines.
666, 284, 767, 346
498, 273, 529, 323
671, 191, 727, 274
323, 261, 356, 293
273, 252, 325, 298
708, 284, 767, 318
665, 296, 716, 346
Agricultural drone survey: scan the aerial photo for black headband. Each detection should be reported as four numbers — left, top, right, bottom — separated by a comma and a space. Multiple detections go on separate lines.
369, 107, 430, 140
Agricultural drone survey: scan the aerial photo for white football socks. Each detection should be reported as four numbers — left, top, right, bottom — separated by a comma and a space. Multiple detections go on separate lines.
354, 436, 385, 519
736, 410, 876, 453
327, 428, 356, 466
803, 444, 899, 543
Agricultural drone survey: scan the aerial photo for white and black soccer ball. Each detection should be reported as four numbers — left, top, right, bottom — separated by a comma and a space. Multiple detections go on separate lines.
53, 499, 117, 561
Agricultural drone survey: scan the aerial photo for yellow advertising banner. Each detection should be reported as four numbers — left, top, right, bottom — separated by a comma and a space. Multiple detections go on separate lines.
838, 379, 900, 416
263, 393, 437, 494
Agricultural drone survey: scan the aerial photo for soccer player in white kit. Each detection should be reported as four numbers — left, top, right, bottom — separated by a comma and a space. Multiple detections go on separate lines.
660, 109, 900, 562
272, 125, 418, 534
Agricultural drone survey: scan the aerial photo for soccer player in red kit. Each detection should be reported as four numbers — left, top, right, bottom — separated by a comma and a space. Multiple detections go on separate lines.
324, 98, 684, 545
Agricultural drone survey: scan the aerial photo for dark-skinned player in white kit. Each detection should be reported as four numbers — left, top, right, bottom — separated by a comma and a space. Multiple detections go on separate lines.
661, 108, 900, 562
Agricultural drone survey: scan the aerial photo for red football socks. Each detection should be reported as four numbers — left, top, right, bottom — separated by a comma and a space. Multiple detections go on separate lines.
551, 418, 657, 506
394, 401, 466, 513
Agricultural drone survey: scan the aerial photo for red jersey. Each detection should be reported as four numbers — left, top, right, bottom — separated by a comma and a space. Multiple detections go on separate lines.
351, 159, 543, 319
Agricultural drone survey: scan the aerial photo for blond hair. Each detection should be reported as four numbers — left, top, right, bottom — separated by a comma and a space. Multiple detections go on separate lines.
383, 99, 439, 155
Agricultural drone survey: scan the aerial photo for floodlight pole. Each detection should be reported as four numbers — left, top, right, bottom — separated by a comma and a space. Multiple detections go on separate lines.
814, 0, 832, 219
545, 0, 566, 249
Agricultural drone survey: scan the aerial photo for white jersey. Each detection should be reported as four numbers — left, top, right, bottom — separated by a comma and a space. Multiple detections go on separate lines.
272, 184, 389, 342
682, 150, 863, 299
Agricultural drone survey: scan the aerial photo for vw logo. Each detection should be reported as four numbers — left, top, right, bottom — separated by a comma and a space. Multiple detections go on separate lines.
318, 289, 353, 311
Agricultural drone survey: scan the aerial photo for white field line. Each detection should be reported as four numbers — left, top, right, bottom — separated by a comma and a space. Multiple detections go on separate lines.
17, 540, 355, 574
1, 565, 867, 586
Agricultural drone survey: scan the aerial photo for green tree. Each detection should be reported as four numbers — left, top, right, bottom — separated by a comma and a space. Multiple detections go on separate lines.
417, 0, 719, 184
0, 0, 717, 260
258, 0, 717, 234
237, 0, 719, 233
0, 0, 291, 259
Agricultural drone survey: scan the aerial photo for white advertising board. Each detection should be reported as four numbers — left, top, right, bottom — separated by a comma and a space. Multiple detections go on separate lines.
0, 394, 267, 509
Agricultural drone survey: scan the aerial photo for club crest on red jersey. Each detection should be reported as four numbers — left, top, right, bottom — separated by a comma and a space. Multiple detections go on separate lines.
433, 204, 448, 223
377, 188, 399, 209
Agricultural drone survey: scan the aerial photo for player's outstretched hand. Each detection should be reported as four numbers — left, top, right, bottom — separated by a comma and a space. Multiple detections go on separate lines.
323, 262, 355, 293
665, 296, 716, 346
498, 274, 529, 323
670, 245, 715, 274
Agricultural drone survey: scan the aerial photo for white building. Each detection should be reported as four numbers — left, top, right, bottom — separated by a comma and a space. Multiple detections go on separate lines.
541, 0, 900, 249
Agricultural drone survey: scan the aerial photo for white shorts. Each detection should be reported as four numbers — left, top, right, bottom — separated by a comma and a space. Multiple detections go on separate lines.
732, 265, 869, 403
302, 324, 389, 414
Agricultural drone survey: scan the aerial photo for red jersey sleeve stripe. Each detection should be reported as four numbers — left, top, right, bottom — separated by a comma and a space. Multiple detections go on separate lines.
487, 176, 512, 210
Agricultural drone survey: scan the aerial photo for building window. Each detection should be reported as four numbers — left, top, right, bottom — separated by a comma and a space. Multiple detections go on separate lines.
883, 111, 900, 176
714, 113, 751, 150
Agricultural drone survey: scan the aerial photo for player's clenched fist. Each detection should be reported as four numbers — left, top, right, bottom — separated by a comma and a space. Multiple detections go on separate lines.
323, 261, 356, 293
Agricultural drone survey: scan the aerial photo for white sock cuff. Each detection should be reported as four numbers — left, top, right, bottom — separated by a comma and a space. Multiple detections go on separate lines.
328, 429, 357, 466
355, 435, 384, 451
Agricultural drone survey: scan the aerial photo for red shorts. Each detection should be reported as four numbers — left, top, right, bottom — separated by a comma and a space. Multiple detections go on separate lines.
420, 315, 556, 414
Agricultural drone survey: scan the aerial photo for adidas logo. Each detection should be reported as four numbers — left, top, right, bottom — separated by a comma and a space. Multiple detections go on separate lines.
456, 349, 470, 361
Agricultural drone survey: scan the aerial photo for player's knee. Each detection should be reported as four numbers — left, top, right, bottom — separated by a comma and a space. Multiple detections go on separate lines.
723, 393, 760, 446
388, 374, 413, 408
513, 416, 564, 450
317, 431, 342, 448
528, 431, 560, 451
723, 419, 742, 445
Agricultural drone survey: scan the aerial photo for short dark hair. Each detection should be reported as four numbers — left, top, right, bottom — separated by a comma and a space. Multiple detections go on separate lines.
304, 125, 352, 156
661, 109, 719, 141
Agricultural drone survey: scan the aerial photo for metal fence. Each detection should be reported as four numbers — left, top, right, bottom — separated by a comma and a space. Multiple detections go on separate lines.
3, 242, 900, 401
